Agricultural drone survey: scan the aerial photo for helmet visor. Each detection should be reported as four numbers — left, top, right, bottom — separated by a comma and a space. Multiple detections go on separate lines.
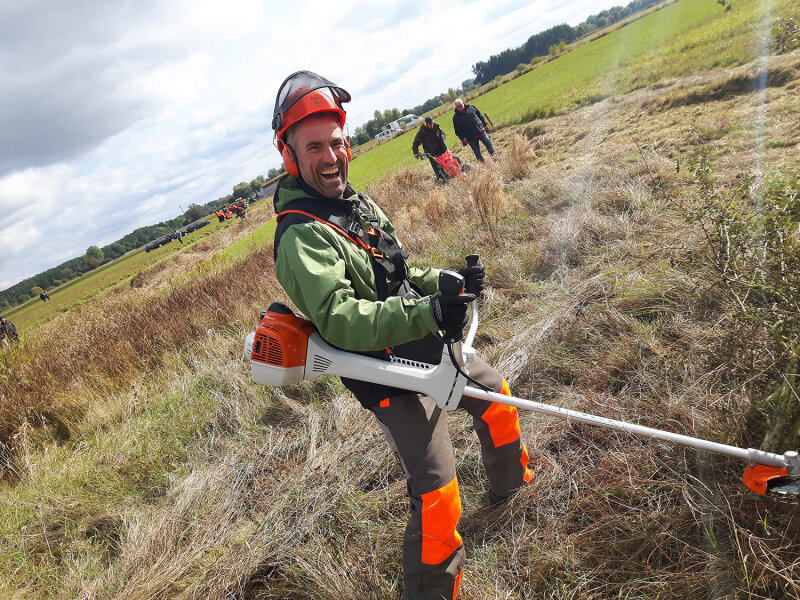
272, 71, 351, 132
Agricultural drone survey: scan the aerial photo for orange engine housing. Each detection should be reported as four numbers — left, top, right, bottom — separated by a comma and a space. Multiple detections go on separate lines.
250, 306, 317, 368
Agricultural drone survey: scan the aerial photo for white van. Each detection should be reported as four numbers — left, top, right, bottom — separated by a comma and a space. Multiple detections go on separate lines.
398, 114, 423, 128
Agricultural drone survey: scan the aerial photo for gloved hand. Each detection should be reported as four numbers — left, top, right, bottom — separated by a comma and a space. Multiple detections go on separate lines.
485, 125, 491, 132
414, 153, 420, 159
461, 138, 467, 146
429, 291, 475, 333
458, 263, 485, 296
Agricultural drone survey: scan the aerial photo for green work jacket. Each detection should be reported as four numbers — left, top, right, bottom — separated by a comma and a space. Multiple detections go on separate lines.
273, 176, 441, 353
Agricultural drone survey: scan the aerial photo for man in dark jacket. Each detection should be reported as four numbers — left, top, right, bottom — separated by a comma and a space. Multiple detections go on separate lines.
412, 117, 448, 179
452, 98, 495, 161
270, 71, 532, 600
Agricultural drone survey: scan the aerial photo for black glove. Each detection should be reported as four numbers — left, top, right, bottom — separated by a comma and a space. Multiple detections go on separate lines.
458, 263, 485, 296
429, 291, 475, 332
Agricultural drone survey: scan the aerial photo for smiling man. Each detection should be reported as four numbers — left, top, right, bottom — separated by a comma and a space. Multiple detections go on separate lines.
269, 71, 532, 600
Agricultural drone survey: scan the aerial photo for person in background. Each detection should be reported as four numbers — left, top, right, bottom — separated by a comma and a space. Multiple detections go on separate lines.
0, 316, 19, 347
412, 116, 449, 179
452, 98, 495, 162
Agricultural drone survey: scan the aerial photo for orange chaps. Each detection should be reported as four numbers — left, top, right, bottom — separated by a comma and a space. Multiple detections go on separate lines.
368, 358, 532, 600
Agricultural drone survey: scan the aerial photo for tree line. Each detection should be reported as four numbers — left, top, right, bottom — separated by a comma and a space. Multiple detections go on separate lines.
0, 169, 284, 312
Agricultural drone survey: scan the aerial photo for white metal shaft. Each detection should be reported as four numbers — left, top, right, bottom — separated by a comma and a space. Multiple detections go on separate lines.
463, 386, 790, 470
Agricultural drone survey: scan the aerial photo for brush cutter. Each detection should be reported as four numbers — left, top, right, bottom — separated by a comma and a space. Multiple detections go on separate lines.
244, 257, 800, 497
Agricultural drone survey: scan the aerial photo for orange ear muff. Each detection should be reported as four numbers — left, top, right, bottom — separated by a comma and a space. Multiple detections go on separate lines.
345, 137, 352, 161
280, 140, 300, 178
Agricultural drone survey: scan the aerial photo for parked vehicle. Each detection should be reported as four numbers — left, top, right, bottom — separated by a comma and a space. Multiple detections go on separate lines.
374, 114, 424, 142
375, 129, 394, 143
144, 235, 172, 252
185, 220, 210, 233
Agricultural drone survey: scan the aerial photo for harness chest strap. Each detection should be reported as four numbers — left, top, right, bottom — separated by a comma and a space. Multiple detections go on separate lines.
275, 200, 444, 366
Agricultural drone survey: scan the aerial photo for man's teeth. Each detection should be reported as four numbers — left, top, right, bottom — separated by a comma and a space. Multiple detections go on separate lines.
321, 168, 338, 176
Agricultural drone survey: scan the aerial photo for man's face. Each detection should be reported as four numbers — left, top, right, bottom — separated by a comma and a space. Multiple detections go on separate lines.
455, 102, 465, 113
293, 113, 349, 198
425, 121, 433, 128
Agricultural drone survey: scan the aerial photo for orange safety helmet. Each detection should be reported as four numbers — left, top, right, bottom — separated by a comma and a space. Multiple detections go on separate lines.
272, 71, 351, 177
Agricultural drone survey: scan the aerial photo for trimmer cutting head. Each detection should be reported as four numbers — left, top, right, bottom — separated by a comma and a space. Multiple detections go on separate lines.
741, 452, 800, 496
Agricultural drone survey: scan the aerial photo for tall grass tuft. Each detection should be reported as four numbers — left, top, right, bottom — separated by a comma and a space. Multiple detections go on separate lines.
469, 167, 508, 243
499, 133, 537, 180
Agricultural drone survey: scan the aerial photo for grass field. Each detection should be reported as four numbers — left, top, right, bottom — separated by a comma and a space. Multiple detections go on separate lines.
4, 199, 273, 332
1, 0, 799, 597
348, 0, 796, 189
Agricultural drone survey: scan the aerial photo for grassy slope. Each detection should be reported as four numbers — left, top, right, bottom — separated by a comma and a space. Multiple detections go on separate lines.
2, 0, 800, 598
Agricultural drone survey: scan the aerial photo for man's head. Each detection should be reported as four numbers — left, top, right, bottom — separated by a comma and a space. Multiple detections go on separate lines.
424, 116, 434, 128
272, 71, 351, 191
454, 99, 465, 112
286, 112, 349, 198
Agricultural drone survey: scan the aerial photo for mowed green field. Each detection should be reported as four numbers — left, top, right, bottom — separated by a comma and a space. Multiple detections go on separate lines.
5, 203, 276, 332
348, 0, 789, 189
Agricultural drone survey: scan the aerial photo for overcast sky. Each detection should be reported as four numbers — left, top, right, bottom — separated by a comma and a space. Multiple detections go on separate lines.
0, 0, 623, 290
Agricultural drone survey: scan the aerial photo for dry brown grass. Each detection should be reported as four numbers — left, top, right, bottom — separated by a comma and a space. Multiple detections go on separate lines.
2, 50, 800, 600
498, 132, 537, 180
0, 244, 283, 466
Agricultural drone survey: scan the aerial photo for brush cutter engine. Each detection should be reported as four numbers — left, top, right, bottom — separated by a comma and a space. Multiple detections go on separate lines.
244, 302, 471, 411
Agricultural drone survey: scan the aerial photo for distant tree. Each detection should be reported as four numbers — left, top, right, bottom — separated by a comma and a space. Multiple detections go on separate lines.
232, 182, 252, 200
574, 22, 597, 38
267, 166, 285, 180
183, 203, 207, 221
102, 241, 126, 260
83, 246, 104, 269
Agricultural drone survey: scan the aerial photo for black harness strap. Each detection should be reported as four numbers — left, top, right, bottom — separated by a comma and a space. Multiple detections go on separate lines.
272, 189, 445, 379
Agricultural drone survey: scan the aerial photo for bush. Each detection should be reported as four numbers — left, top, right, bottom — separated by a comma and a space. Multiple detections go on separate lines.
679, 154, 800, 451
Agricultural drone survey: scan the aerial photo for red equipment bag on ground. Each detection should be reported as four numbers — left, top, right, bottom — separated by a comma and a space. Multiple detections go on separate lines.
434, 150, 463, 179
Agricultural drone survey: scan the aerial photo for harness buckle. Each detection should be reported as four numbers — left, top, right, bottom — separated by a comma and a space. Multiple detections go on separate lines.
369, 247, 385, 259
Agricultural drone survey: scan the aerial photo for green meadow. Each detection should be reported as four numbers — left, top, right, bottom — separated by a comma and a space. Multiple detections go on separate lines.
5, 204, 270, 332
348, 0, 792, 189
